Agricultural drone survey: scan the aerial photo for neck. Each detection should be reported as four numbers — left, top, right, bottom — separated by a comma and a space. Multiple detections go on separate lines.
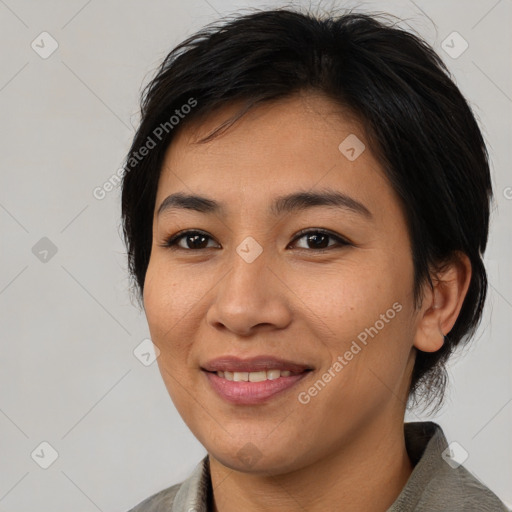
209, 418, 413, 512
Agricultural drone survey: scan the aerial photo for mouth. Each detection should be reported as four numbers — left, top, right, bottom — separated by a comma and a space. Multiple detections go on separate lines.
211, 368, 303, 382
201, 356, 313, 405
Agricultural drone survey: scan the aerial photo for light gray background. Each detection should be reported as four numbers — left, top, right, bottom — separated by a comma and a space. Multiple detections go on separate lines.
1, 0, 511, 510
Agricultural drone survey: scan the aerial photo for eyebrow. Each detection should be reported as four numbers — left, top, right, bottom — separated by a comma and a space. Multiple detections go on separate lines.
157, 189, 372, 219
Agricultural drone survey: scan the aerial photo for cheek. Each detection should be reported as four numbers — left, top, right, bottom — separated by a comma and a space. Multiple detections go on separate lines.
143, 262, 203, 413
296, 256, 414, 389
143, 260, 200, 359
289, 257, 408, 342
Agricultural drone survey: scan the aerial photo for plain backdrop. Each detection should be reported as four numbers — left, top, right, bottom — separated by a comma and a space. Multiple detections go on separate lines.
1, 0, 511, 510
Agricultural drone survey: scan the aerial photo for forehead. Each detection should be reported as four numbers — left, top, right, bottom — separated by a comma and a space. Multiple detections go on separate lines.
154, 93, 399, 222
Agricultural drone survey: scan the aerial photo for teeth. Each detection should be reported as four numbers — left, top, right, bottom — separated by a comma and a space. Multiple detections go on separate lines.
216, 369, 297, 381
249, 371, 267, 382
267, 369, 281, 380
233, 371, 249, 382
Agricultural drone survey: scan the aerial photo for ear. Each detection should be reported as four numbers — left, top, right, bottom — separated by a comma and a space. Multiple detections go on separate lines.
413, 252, 472, 353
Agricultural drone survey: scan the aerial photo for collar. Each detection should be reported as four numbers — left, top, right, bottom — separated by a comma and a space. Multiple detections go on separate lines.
168, 421, 507, 512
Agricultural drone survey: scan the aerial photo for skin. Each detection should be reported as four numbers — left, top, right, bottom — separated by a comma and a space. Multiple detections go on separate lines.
143, 92, 471, 512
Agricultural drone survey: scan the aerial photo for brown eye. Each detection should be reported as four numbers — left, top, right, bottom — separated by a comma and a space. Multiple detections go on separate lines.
290, 229, 351, 250
163, 230, 220, 250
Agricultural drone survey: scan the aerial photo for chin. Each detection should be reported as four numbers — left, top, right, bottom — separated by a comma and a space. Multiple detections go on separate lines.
205, 434, 310, 476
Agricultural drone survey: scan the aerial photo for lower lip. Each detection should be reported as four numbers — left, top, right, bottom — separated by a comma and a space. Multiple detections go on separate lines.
204, 371, 310, 405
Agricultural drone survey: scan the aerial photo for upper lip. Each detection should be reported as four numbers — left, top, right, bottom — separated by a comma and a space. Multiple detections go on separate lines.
201, 356, 313, 373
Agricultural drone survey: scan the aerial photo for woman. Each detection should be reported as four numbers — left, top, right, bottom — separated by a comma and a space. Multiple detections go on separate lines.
122, 8, 508, 512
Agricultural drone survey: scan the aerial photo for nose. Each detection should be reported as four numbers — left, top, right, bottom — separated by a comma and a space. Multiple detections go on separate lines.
206, 247, 293, 337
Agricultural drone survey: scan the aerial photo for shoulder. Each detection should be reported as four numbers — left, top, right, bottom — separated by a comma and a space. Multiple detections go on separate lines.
390, 422, 509, 512
427, 463, 509, 511
405, 460, 510, 511
126, 482, 182, 512
125, 456, 211, 512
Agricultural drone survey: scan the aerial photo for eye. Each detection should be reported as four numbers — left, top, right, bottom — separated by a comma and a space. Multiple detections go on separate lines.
288, 229, 351, 251
161, 230, 220, 250
161, 228, 351, 252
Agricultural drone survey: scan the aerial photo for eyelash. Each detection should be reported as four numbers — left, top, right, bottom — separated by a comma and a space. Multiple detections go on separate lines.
160, 228, 351, 252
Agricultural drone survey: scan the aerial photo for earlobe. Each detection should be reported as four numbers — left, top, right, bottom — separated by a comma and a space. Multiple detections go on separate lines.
413, 252, 472, 354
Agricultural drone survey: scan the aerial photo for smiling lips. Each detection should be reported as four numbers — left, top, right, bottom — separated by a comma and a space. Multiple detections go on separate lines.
202, 356, 312, 404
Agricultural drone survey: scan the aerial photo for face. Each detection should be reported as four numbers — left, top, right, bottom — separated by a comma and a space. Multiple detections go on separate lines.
143, 93, 421, 475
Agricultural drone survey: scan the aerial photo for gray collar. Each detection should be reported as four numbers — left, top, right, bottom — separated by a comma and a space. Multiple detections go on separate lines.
166, 422, 508, 512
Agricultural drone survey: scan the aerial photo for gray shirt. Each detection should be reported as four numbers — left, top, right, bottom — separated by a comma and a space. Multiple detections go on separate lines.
127, 422, 509, 511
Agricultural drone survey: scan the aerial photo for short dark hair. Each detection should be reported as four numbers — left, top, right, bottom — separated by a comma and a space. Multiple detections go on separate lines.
121, 8, 492, 408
